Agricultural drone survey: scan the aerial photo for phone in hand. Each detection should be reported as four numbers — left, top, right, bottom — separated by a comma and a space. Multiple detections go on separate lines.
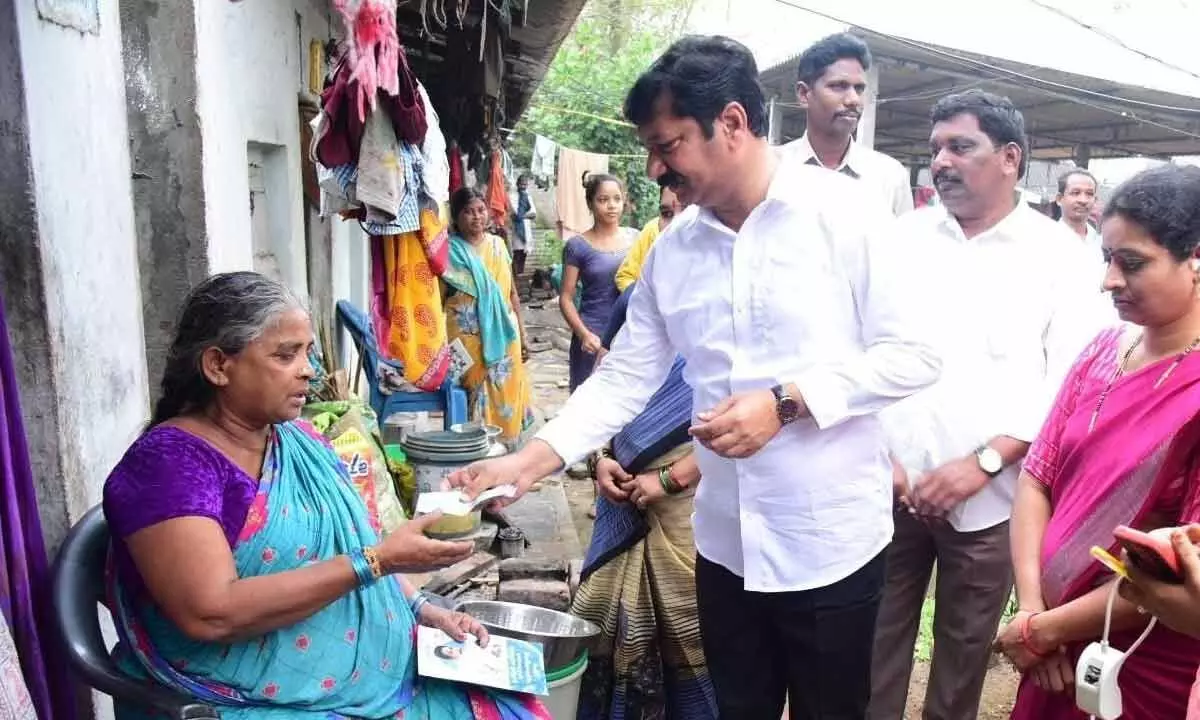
1114, 525, 1183, 584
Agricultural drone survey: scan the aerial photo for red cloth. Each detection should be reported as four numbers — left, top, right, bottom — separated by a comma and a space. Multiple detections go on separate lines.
316, 47, 427, 169
448, 146, 464, 194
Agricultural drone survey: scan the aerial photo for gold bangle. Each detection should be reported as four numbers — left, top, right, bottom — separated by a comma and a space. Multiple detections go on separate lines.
363, 546, 384, 579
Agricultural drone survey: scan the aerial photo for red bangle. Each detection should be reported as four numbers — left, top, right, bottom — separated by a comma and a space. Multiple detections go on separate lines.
1019, 612, 1051, 658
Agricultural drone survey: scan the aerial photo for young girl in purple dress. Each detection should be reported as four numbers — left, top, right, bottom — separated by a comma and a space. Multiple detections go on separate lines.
558, 173, 635, 391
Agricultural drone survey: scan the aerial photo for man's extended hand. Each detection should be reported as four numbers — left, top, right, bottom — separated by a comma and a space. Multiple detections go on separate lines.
689, 389, 784, 459
911, 455, 990, 517
446, 454, 532, 511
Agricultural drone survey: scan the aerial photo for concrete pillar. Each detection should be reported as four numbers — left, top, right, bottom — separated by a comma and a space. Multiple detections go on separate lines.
768, 96, 783, 146
1074, 143, 1092, 169
857, 63, 880, 150
119, 0, 210, 395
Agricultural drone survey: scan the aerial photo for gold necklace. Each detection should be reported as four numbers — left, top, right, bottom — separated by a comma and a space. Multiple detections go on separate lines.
1089, 332, 1200, 433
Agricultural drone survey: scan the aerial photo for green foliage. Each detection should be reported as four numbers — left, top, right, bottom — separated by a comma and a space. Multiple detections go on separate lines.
511, 0, 695, 228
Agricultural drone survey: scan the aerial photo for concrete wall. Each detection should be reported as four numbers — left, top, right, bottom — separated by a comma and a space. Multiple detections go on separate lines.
120, 0, 211, 395
195, 0, 349, 300
2, 1, 149, 715
8, 0, 150, 538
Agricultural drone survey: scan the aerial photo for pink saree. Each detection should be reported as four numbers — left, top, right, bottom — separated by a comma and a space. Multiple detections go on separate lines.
1012, 327, 1200, 720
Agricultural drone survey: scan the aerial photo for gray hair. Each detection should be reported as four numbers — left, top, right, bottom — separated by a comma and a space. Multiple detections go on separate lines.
150, 271, 306, 426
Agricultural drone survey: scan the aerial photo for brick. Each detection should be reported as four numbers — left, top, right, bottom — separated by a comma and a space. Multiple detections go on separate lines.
497, 578, 571, 612
498, 558, 569, 583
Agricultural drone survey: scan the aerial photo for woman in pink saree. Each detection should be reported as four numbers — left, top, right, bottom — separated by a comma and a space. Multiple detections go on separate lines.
998, 164, 1200, 719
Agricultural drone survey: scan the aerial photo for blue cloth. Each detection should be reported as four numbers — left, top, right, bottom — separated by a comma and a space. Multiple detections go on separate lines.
107, 422, 544, 719
581, 284, 693, 580
444, 234, 518, 367
329, 143, 424, 236
514, 191, 532, 243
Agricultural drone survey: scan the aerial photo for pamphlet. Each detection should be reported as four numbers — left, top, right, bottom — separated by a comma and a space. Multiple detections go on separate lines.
415, 485, 518, 516
416, 625, 548, 696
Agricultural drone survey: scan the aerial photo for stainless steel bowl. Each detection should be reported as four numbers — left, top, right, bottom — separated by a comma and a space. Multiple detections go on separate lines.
456, 600, 600, 671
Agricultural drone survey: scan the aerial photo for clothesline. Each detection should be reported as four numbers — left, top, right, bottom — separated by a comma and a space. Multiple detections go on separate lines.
507, 126, 647, 160
530, 103, 635, 128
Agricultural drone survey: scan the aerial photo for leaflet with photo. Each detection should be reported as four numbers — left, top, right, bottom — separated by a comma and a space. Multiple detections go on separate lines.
416, 625, 548, 696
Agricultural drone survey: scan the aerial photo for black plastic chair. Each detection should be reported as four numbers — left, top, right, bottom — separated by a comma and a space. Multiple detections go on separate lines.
52, 506, 219, 719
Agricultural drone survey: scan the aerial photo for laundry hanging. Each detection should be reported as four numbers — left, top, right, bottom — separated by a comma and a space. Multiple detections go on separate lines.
556, 147, 610, 237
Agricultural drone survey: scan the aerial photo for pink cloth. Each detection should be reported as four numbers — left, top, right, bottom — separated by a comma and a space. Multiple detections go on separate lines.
1190, 668, 1200, 720
1012, 327, 1200, 720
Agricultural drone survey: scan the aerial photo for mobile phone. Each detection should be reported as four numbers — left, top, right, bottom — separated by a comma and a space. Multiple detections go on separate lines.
1114, 525, 1183, 584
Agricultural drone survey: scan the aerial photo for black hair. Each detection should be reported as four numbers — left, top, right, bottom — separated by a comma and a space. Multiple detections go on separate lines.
1102, 163, 1200, 261
581, 172, 623, 210
450, 186, 487, 229
624, 35, 767, 139
150, 272, 304, 427
1057, 168, 1098, 195
795, 33, 872, 86
930, 89, 1029, 178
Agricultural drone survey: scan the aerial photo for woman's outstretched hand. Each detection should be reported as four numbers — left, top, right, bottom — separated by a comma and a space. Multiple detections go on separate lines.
375, 512, 474, 574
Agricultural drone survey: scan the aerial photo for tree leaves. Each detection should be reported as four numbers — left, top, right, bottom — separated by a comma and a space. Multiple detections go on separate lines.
511, 0, 696, 227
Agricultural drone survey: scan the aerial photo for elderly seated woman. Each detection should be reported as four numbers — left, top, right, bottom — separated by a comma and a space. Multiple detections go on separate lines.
103, 272, 548, 719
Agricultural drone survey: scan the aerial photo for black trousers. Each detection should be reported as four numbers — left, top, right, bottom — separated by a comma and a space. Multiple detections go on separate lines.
696, 551, 886, 720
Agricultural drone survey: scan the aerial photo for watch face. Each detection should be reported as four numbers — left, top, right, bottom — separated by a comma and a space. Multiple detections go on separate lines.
978, 447, 1003, 474
779, 397, 801, 424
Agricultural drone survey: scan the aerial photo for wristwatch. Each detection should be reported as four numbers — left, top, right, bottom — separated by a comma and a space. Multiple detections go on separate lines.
975, 445, 1004, 478
771, 384, 801, 426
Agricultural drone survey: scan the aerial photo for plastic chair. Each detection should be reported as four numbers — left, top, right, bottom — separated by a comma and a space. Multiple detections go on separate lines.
52, 506, 219, 719
335, 300, 468, 429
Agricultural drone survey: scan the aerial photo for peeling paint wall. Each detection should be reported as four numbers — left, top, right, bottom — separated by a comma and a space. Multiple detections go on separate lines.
120, 0, 210, 398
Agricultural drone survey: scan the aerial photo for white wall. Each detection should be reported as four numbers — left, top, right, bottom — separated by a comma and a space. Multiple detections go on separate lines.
195, 0, 343, 298
17, 0, 149, 512
15, 1, 149, 717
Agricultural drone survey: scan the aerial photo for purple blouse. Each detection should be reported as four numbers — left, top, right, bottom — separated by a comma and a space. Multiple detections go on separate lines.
103, 426, 259, 594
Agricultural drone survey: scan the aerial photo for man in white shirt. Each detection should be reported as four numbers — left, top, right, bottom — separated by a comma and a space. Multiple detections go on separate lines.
868, 90, 1110, 720
783, 33, 913, 217
1057, 167, 1103, 258
451, 35, 941, 719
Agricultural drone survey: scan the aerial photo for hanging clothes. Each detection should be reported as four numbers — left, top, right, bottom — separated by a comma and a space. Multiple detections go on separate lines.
417, 83, 450, 206
377, 209, 453, 391
556, 147, 610, 237
0, 294, 77, 719
486, 149, 510, 231
531, 135, 556, 179
448, 144, 465, 194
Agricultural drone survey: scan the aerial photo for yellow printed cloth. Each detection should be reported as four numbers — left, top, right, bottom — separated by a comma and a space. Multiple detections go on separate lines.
442, 234, 533, 444
380, 208, 451, 391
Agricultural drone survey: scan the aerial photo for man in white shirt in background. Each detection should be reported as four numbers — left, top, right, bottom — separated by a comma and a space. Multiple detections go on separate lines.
868, 90, 1111, 720
451, 35, 942, 720
784, 32, 914, 217
1057, 167, 1103, 259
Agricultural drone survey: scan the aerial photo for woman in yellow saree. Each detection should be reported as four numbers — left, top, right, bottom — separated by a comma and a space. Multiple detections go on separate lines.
442, 187, 533, 445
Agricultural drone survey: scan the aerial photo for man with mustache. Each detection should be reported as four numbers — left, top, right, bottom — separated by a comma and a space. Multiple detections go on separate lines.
1057, 168, 1103, 258
450, 35, 943, 719
785, 33, 913, 217
868, 90, 1111, 720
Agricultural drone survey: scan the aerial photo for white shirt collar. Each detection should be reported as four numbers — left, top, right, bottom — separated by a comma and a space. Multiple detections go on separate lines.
936, 198, 1035, 244
793, 132, 861, 178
